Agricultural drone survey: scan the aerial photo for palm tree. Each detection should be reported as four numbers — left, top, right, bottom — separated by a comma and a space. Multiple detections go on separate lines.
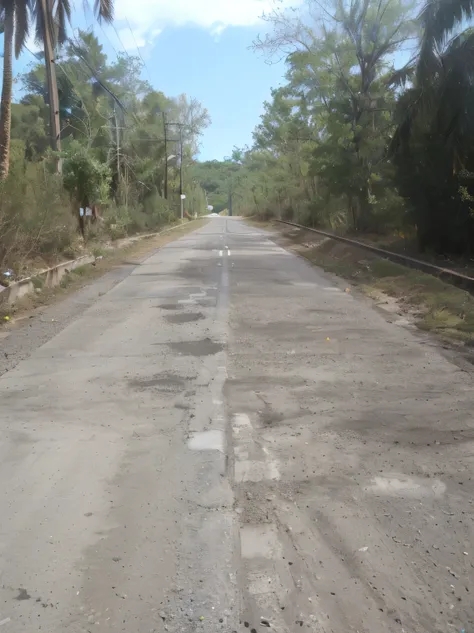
0, 0, 30, 179
391, 0, 474, 166
0, 0, 113, 179
389, 0, 474, 253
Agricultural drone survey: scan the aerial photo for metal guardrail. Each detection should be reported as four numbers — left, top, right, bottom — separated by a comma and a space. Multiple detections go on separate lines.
276, 220, 474, 294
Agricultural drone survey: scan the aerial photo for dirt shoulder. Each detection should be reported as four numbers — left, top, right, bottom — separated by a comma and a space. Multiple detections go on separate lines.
1, 219, 208, 324
259, 220, 474, 360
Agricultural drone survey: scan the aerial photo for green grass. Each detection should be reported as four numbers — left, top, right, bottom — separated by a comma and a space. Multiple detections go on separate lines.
91, 245, 106, 258
370, 259, 407, 278
31, 275, 44, 289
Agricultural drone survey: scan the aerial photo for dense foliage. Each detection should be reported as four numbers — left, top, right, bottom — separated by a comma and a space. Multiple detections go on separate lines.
0, 26, 210, 272
2, 0, 474, 270
193, 0, 474, 255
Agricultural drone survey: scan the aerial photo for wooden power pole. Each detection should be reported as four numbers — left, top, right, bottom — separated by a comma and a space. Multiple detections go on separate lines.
115, 106, 120, 179
41, 0, 62, 173
179, 124, 183, 198
163, 112, 168, 199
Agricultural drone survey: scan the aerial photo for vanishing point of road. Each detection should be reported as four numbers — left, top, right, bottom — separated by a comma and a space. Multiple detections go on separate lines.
0, 218, 473, 633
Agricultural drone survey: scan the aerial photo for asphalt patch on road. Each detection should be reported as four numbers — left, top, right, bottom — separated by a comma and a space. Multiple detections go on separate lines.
164, 312, 205, 324
168, 338, 223, 357
158, 303, 183, 310
176, 266, 208, 280
128, 372, 194, 392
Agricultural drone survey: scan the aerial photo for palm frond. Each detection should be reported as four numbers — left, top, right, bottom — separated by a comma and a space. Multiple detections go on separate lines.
386, 63, 415, 87
55, 0, 67, 45
14, 0, 30, 58
94, 0, 113, 23
33, 0, 45, 45
388, 87, 424, 155
435, 30, 474, 164
420, 0, 474, 48
55, 0, 71, 44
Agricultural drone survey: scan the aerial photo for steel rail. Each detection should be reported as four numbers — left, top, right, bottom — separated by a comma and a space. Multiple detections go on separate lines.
276, 220, 474, 294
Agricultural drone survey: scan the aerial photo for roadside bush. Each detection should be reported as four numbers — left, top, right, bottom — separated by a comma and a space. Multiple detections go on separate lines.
101, 204, 132, 240
0, 149, 77, 276
63, 141, 112, 206
98, 195, 175, 240
141, 193, 175, 230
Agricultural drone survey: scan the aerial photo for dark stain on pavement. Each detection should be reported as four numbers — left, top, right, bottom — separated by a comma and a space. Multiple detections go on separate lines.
176, 267, 207, 280
15, 588, 31, 601
158, 303, 183, 310
128, 373, 193, 392
259, 406, 286, 427
164, 312, 204, 324
168, 338, 223, 356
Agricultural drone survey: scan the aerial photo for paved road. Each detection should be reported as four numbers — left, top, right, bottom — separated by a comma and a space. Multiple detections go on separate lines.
0, 218, 473, 633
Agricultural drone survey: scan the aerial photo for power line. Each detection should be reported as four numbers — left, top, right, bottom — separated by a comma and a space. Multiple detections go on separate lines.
124, 16, 153, 85
111, 23, 134, 62
24, 44, 42, 59
67, 34, 129, 113
95, 22, 121, 60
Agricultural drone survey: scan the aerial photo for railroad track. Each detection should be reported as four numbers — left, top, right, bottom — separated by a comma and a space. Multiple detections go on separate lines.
276, 219, 474, 295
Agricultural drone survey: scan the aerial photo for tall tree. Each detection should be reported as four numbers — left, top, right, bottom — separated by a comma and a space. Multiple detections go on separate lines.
253, 0, 416, 229
390, 0, 474, 252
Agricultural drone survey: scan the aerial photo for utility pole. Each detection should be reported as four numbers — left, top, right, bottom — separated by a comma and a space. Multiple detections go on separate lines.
114, 106, 120, 180
179, 125, 184, 220
41, 0, 62, 174
163, 112, 168, 200
163, 120, 186, 217
179, 125, 183, 198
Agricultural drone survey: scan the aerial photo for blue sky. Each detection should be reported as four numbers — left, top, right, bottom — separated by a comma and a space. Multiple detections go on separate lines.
12, 0, 293, 161
138, 25, 287, 161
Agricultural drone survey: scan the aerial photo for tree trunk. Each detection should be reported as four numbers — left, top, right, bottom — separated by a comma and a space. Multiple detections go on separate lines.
0, 9, 14, 180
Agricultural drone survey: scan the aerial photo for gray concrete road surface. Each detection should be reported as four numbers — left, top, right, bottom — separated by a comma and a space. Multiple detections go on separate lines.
0, 218, 473, 633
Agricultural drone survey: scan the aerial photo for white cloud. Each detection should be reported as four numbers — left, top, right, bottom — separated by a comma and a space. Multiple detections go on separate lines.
24, 33, 42, 55
113, 0, 294, 49
115, 28, 147, 51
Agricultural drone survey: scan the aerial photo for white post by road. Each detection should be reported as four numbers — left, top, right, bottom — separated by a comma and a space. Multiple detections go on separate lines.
180, 194, 186, 220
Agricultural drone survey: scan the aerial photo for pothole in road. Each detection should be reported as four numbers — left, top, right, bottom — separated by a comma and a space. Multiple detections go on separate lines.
164, 312, 205, 324
168, 338, 224, 357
